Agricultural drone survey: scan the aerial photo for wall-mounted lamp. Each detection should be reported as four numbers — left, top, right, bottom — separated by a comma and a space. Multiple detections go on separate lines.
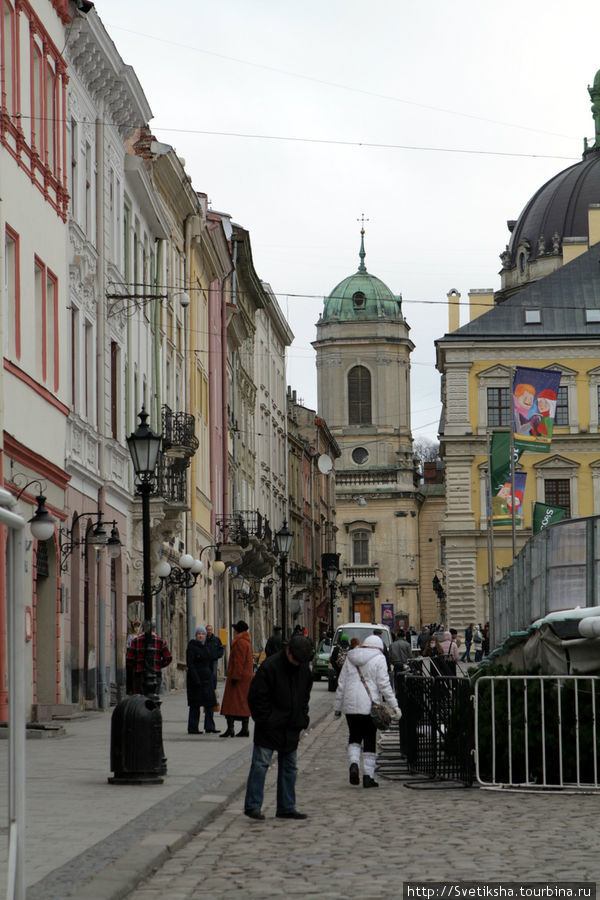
155, 553, 203, 591
199, 542, 226, 576
106, 283, 191, 319
59, 511, 122, 572
12, 476, 56, 541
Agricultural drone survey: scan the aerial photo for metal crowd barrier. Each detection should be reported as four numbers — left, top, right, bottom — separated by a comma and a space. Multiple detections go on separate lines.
396, 669, 474, 786
474, 675, 600, 790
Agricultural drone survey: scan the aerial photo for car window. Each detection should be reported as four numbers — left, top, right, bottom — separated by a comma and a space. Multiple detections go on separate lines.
333, 626, 391, 649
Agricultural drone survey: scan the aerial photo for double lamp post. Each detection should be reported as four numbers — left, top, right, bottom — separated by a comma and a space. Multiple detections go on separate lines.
109, 408, 165, 784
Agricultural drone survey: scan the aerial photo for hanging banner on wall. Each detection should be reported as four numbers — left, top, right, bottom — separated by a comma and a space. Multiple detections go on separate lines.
532, 502, 567, 534
513, 366, 562, 452
381, 603, 394, 628
491, 472, 527, 526
490, 430, 523, 494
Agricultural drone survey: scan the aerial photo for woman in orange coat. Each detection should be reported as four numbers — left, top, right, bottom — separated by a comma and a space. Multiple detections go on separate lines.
220, 620, 254, 737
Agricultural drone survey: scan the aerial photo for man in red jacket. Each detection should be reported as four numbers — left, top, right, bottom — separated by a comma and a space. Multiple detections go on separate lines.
126, 622, 172, 695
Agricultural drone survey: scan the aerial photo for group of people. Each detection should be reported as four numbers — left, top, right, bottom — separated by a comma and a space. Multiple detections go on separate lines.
127, 613, 493, 822
460, 622, 489, 663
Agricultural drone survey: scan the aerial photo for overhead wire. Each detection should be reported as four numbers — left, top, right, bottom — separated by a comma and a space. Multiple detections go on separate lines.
107, 24, 578, 143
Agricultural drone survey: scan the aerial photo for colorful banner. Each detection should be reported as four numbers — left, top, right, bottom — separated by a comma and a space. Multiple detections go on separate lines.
491, 472, 527, 526
513, 366, 562, 453
490, 431, 523, 494
532, 502, 567, 534
381, 603, 394, 628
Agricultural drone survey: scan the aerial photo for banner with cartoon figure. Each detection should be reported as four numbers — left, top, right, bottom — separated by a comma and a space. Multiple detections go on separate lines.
513, 366, 562, 452
491, 472, 527, 526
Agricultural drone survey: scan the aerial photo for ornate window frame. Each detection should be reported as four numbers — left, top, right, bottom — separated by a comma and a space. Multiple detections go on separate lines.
477, 364, 511, 433
533, 454, 580, 518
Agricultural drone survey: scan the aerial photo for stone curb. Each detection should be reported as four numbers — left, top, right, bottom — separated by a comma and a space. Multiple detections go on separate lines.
71, 702, 333, 900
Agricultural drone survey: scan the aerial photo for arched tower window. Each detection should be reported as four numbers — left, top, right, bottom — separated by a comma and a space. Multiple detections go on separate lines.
348, 365, 371, 425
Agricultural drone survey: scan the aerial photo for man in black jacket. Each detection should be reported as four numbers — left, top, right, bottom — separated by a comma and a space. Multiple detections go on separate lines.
264, 625, 283, 657
243, 634, 314, 821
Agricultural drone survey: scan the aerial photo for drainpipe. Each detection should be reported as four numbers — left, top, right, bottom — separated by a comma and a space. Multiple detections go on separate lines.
231, 239, 240, 511
152, 240, 163, 428
96, 117, 107, 708
184, 218, 193, 640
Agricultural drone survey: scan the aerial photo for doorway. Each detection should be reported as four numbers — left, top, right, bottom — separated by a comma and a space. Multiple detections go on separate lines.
34, 541, 58, 705
352, 593, 374, 622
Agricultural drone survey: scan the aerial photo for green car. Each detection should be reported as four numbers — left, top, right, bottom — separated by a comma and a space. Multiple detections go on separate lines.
311, 639, 332, 681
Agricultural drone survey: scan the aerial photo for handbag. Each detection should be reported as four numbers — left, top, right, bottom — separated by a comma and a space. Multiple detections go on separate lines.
356, 665, 394, 731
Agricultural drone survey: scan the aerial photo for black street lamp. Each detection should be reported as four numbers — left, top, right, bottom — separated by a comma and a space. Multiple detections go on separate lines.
275, 521, 293, 638
326, 562, 339, 634
109, 408, 164, 785
349, 578, 358, 617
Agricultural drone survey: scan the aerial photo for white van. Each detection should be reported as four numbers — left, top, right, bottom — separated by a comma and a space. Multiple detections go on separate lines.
327, 622, 393, 691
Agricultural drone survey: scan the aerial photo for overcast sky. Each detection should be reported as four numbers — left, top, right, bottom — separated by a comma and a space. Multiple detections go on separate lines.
96, 0, 600, 442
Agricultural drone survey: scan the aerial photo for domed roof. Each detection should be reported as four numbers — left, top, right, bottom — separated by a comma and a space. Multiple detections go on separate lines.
322, 230, 402, 321
505, 69, 600, 270
505, 149, 600, 268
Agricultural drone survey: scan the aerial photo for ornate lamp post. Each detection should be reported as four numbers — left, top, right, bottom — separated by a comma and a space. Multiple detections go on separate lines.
326, 562, 339, 634
275, 521, 293, 638
109, 408, 164, 785
349, 578, 358, 618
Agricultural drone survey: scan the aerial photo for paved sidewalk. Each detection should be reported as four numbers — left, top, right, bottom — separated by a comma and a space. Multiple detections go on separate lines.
126, 709, 600, 900
0, 683, 333, 898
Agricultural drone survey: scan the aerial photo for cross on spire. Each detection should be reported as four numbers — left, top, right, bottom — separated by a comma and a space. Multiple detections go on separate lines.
356, 215, 369, 272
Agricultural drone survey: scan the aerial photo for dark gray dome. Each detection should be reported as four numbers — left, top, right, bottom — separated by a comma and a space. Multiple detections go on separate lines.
506, 149, 600, 267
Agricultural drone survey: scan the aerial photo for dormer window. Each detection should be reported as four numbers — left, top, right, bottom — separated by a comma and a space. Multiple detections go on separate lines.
352, 291, 366, 309
586, 308, 600, 323
525, 309, 541, 324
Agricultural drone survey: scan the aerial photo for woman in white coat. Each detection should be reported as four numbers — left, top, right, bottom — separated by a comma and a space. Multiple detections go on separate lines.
333, 634, 400, 788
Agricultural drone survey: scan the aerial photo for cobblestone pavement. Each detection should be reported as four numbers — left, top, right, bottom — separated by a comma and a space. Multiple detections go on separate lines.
127, 711, 599, 900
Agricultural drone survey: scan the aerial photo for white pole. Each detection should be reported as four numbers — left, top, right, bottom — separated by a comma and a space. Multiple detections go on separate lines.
0, 490, 26, 900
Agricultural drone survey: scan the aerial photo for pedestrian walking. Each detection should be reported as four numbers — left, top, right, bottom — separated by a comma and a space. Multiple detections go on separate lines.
126, 622, 172, 695
205, 624, 224, 691
482, 622, 490, 658
417, 625, 430, 652
461, 623, 474, 662
389, 630, 411, 687
333, 634, 400, 788
243, 634, 314, 821
186, 626, 218, 734
220, 620, 254, 737
265, 625, 283, 657
331, 633, 350, 677
473, 623, 484, 661
435, 630, 459, 676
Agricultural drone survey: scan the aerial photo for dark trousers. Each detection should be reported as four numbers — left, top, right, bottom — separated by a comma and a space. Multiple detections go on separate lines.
345, 713, 377, 753
189, 705, 216, 733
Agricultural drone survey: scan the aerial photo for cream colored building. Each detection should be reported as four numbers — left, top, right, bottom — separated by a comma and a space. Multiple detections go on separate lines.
313, 231, 421, 629
436, 70, 600, 641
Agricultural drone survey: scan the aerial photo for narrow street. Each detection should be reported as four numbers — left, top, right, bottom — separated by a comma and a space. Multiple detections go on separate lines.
125, 709, 598, 899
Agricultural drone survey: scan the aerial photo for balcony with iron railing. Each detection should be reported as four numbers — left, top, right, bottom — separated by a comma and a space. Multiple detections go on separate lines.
161, 405, 199, 460
216, 510, 273, 545
156, 456, 188, 505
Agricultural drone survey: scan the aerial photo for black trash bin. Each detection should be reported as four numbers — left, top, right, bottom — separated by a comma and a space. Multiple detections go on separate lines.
108, 693, 165, 784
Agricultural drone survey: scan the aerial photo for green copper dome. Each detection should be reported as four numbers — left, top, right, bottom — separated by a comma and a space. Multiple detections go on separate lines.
322, 230, 402, 321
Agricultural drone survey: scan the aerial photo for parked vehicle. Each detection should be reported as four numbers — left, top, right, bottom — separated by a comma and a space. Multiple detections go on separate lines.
327, 622, 393, 692
311, 638, 332, 681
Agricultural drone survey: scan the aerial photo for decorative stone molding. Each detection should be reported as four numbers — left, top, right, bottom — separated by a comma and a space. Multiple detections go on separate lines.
533, 454, 580, 517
